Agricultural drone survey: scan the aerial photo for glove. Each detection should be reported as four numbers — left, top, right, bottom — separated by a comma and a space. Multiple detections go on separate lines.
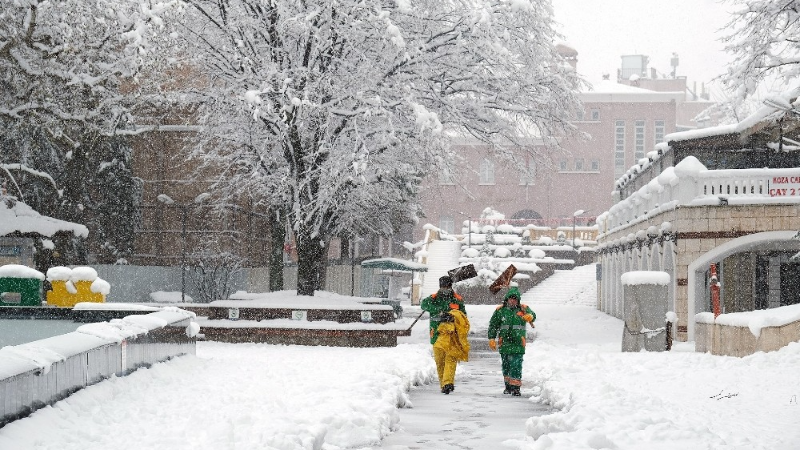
488, 339, 497, 351
522, 314, 534, 323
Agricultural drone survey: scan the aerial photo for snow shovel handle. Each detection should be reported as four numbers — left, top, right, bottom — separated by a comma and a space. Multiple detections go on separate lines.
406, 309, 427, 332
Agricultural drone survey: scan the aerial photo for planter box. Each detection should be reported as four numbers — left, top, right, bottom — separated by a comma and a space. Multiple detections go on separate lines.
695, 318, 800, 357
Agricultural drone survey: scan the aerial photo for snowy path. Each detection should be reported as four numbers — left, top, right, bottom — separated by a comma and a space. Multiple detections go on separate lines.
376, 266, 599, 449
376, 351, 550, 450
5, 263, 800, 449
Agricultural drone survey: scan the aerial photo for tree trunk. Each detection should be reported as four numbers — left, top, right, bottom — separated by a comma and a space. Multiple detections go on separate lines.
268, 207, 285, 292
296, 227, 328, 296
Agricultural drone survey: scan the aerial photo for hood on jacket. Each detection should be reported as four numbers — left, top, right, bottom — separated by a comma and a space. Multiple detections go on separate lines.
503, 286, 522, 306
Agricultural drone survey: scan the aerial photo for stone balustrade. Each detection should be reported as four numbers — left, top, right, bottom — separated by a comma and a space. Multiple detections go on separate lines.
598, 160, 800, 237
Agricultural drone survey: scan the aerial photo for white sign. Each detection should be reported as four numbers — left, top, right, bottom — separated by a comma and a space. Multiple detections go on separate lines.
291, 310, 308, 321
769, 175, 800, 197
228, 307, 240, 320
1, 292, 21, 304
361, 311, 372, 322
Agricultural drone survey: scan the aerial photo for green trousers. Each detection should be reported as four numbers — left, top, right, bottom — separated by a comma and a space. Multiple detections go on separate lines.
501, 353, 524, 387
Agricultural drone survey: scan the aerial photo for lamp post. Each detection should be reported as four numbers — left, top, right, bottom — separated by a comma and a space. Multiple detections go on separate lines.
572, 209, 586, 249
158, 194, 187, 303
158, 193, 211, 303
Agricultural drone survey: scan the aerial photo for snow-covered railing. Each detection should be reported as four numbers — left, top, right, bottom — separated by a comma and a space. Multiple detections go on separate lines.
597, 157, 800, 236
698, 169, 771, 197
0, 309, 198, 427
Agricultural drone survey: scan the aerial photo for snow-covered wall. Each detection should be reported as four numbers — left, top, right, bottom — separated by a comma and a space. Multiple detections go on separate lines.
0, 309, 197, 427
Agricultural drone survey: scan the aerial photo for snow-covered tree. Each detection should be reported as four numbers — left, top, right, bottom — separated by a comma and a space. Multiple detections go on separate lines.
719, 0, 800, 102
0, 127, 142, 265
0, 0, 176, 142
0, 1, 173, 265
167, 0, 583, 295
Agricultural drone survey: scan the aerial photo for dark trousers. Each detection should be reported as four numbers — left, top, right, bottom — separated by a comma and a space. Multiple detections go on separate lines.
501, 353, 524, 387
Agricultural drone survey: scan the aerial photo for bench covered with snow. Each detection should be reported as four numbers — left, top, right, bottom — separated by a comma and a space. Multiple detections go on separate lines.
187, 291, 410, 347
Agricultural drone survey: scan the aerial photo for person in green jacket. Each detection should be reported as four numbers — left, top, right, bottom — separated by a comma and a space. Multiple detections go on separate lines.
421, 275, 467, 394
487, 286, 536, 396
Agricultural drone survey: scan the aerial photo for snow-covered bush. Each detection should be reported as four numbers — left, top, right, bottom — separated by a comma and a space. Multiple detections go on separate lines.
497, 224, 515, 234
494, 247, 511, 258
529, 249, 546, 259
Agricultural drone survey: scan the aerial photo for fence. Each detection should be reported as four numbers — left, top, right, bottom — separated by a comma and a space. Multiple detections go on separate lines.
0, 309, 196, 428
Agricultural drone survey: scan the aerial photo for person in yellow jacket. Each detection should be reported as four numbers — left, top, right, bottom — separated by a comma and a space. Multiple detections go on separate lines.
421, 276, 469, 394
431, 308, 470, 394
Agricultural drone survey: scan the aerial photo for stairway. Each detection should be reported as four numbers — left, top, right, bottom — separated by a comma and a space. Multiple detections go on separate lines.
420, 240, 462, 296
521, 263, 597, 306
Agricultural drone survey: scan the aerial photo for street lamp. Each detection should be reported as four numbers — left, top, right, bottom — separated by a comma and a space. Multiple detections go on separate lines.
158, 194, 187, 303
158, 193, 210, 303
572, 209, 586, 248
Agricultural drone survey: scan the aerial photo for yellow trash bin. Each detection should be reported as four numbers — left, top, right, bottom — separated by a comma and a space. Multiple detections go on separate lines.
46, 266, 108, 307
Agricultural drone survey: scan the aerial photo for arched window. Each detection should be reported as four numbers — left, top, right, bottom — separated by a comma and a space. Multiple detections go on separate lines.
479, 158, 495, 185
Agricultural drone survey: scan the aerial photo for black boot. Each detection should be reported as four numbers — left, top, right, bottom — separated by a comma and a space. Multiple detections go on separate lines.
503, 384, 511, 395
511, 386, 521, 397
442, 383, 454, 394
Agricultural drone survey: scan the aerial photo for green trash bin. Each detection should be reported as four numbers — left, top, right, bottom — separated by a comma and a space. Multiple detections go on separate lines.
0, 264, 44, 307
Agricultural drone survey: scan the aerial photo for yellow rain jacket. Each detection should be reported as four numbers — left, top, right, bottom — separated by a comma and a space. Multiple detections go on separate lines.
432, 309, 471, 362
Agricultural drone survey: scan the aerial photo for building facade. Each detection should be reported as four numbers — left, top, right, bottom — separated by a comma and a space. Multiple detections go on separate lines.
418, 50, 715, 238
596, 86, 800, 342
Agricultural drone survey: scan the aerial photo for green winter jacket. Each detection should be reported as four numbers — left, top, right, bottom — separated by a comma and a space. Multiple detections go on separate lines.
421, 289, 467, 344
487, 289, 535, 355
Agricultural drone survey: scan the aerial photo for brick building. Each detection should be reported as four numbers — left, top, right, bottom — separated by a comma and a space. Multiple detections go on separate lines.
596, 84, 800, 343
418, 49, 716, 239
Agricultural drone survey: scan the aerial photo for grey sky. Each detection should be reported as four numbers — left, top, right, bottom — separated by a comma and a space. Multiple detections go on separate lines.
552, 0, 733, 89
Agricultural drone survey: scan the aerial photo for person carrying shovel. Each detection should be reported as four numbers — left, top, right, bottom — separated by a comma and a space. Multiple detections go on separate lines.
421, 275, 469, 394
487, 286, 535, 396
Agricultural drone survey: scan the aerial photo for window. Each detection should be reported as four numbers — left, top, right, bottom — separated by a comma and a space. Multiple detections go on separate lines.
615, 120, 625, 178
634, 120, 645, 161
576, 109, 585, 121
591, 160, 600, 172
479, 158, 495, 184
439, 215, 454, 234
591, 109, 600, 121
559, 160, 568, 172
654, 120, 665, 146
439, 169, 454, 185
519, 158, 536, 185
574, 158, 584, 171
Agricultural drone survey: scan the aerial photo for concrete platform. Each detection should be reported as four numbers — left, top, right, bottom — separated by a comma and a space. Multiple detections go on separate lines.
199, 324, 411, 347
0, 306, 158, 322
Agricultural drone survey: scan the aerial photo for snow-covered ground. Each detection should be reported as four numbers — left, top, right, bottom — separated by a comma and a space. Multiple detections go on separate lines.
1, 263, 799, 449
